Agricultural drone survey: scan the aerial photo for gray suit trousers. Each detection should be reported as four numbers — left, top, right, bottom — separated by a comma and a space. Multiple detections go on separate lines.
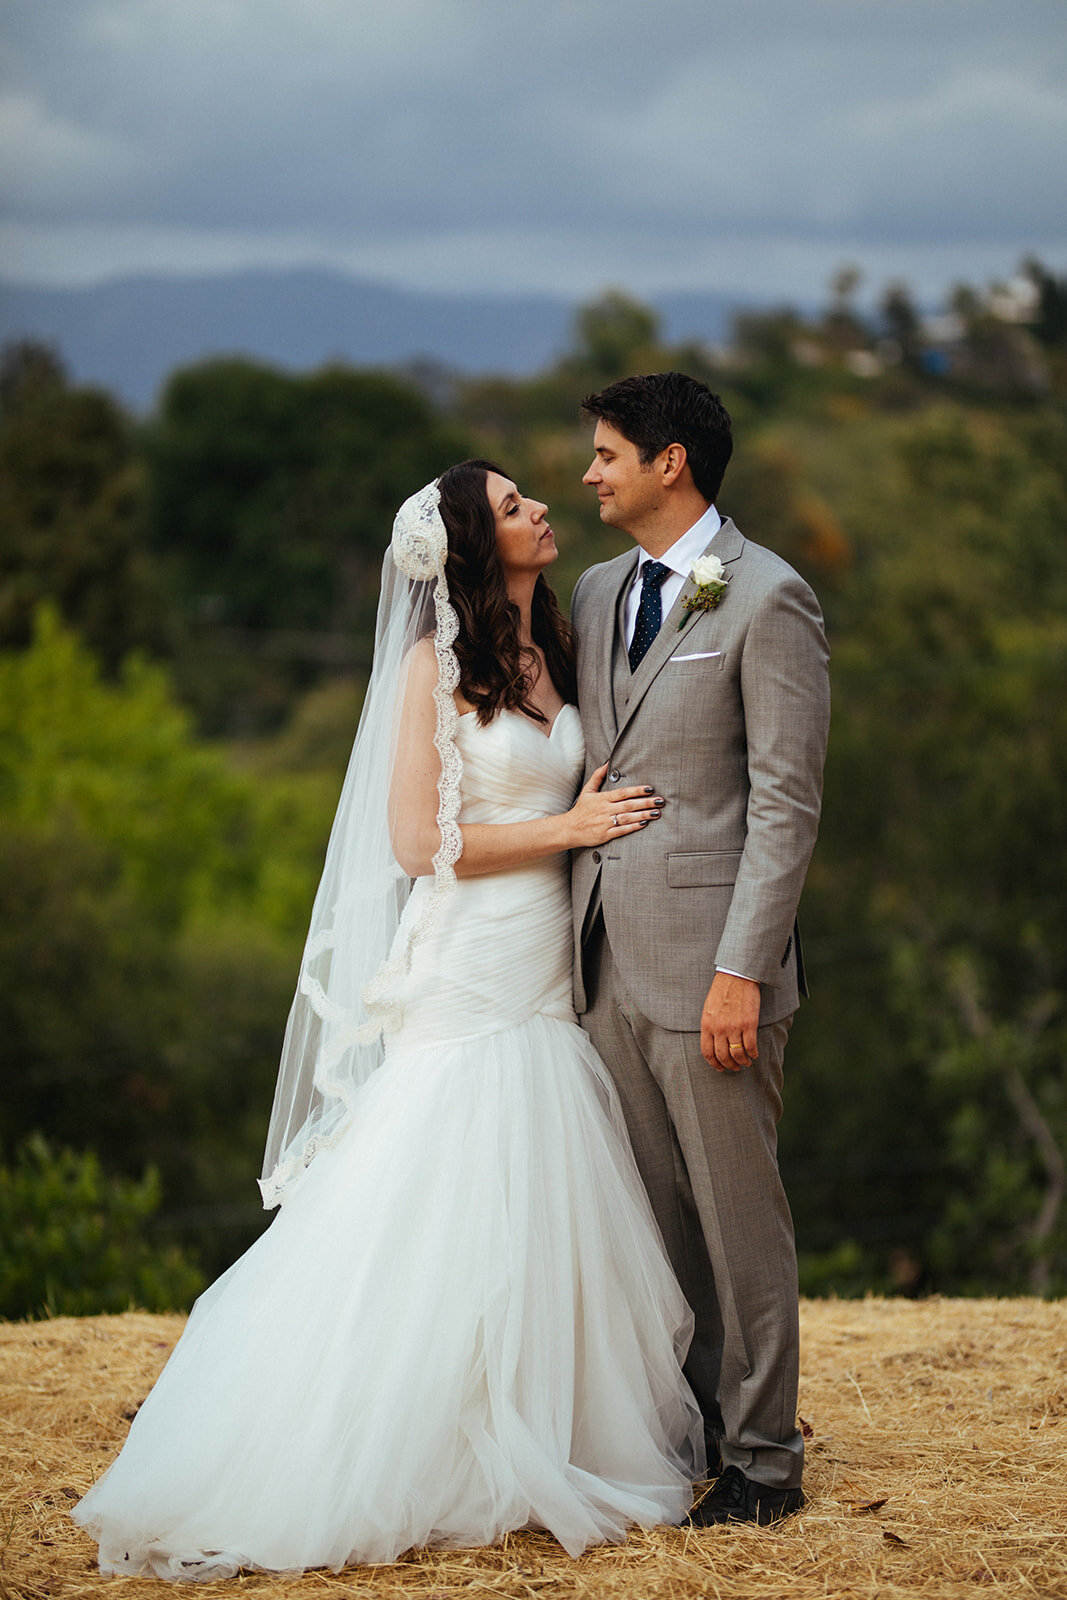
582, 913, 804, 1490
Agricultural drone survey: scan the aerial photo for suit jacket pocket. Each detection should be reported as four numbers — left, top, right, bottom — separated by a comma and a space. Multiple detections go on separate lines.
667, 849, 742, 888
667, 649, 725, 669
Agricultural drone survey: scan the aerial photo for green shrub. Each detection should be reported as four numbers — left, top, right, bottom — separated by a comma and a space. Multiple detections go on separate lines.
0, 1134, 205, 1318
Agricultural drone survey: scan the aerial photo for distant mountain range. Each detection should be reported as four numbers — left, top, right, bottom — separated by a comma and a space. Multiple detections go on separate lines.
0, 269, 748, 412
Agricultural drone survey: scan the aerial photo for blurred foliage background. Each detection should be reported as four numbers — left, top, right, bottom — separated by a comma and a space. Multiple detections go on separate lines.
1, 258, 1065, 1314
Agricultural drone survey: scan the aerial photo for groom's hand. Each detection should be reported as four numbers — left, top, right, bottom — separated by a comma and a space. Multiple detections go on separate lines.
701, 973, 761, 1072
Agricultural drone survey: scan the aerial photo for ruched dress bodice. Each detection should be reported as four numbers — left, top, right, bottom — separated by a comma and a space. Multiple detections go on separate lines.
392, 705, 583, 1047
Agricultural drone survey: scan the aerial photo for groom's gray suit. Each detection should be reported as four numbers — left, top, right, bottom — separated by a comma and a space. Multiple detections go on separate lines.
571, 516, 830, 1489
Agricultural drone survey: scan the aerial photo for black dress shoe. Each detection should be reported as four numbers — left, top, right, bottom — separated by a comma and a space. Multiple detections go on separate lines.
689, 1465, 805, 1527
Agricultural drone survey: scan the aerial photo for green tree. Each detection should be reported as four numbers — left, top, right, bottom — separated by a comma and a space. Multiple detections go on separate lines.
785, 404, 1067, 1295
1023, 257, 1067, 349
567, 290, 662, 382
822, 264, 869, 355
719, 437, 851, 588
0, 614, 339, 1274
0, 608, 332, 937
144, 359, 472, 730
880, 281, 923, 369
0, 341, 163, 670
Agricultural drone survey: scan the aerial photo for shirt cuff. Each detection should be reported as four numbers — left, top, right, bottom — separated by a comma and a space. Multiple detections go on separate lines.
716, 966, 758, 983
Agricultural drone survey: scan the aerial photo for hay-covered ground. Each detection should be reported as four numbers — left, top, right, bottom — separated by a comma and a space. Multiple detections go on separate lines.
2, 1297, 1065, 1600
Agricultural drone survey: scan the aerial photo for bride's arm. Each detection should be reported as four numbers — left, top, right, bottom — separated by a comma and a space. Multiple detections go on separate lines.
389, 639, 662, 879
455, 761, 660, 877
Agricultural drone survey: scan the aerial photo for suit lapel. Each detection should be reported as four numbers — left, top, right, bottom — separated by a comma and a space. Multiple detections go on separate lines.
590, 549, 639, 751
612, 520, 744, 747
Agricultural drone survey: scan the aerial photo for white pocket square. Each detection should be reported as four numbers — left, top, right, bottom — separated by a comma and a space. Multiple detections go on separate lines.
671, 650, 722, 662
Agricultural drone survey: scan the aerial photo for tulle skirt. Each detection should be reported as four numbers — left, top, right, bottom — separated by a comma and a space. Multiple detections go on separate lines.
73, 1014, 704, 1579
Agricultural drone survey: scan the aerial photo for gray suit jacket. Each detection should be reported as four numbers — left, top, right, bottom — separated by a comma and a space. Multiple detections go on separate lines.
571, 517, 830, 1031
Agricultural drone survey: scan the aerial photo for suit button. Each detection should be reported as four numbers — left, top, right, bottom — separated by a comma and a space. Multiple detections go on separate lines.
591, 850, 601, 864
609, 768, 621, 782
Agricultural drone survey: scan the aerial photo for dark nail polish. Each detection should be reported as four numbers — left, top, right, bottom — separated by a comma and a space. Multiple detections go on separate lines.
644, 786, 654, 794
640, 819, 649, 827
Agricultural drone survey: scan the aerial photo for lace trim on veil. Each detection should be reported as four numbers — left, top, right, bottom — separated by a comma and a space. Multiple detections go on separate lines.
356, 576, 463, 1043
258, 1118, 349, 1210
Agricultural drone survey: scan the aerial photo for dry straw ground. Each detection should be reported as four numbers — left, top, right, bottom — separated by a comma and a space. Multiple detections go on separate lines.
2, 1297, 1065, 1600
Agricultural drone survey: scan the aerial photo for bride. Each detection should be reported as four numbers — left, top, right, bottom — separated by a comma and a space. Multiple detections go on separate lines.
73, 460, 705, 1579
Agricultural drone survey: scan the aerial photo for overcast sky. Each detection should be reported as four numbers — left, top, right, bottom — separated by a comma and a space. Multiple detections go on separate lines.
2, 0, 1065, 307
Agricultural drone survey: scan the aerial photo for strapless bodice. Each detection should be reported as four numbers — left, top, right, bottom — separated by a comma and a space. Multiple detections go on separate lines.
454, 703, 584, 822
385, 705, 585, 1049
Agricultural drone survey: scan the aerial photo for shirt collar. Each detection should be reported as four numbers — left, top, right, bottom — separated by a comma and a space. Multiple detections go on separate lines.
639, 504, 722, 581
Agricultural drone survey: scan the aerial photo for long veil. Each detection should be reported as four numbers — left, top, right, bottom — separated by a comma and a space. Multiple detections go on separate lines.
259, 483, 462, 1207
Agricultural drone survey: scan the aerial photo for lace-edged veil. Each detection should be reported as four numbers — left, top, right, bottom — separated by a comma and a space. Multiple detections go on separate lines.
259, 481, 462, 1207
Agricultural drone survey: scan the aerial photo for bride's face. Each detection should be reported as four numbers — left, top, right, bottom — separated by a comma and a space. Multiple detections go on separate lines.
486, 472, 558, 578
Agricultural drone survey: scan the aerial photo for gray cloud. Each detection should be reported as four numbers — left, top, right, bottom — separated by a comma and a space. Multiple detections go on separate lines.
2, 0, 1065, 301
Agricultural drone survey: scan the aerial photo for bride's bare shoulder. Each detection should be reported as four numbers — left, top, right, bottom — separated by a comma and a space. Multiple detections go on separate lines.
405, 633, 477, 717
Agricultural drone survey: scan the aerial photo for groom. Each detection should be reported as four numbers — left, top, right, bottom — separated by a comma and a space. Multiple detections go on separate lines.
571, 372, 830, 1525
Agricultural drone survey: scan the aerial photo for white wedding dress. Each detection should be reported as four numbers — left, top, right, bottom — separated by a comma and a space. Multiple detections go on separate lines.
73, 704, 703, 1580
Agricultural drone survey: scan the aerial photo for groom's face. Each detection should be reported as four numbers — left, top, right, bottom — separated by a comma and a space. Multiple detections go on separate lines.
583, 421, 662, 537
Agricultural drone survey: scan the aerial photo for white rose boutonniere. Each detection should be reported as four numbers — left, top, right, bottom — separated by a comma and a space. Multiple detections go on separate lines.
677, 554, 729, 630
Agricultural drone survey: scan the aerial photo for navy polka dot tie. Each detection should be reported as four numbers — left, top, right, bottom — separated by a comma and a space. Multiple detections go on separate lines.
628, 560, 670, 672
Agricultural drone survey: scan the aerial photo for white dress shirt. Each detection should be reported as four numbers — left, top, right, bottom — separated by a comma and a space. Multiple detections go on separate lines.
623, 504, 722, 647
621, 504, 755, 987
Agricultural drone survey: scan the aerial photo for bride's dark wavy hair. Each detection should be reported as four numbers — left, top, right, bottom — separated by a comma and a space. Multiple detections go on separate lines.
436, 459, 576, 727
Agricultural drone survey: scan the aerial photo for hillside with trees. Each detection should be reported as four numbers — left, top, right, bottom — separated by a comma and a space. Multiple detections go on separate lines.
2, 258, 1065, 1312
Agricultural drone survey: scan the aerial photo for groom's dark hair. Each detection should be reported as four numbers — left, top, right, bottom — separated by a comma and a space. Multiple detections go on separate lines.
582, 372, 733, 502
